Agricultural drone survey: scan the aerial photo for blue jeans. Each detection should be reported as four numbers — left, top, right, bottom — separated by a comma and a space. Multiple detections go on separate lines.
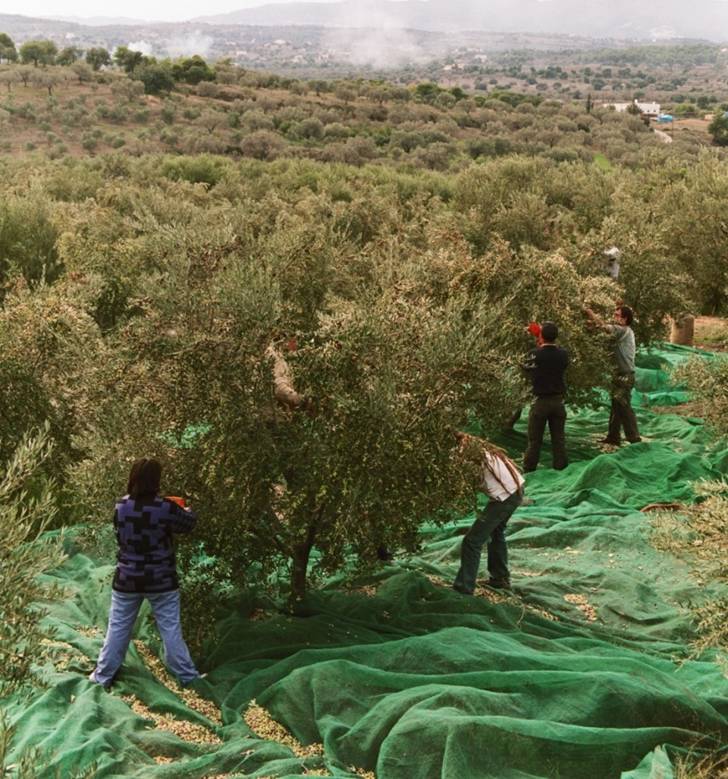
92, 589, 199, 686
453, 491, 522, 594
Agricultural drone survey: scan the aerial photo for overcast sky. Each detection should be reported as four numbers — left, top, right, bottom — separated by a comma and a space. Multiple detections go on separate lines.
2, 0, 333, 23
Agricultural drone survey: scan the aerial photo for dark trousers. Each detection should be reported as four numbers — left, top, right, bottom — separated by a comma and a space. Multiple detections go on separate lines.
607, 372, 641, 443
453, 491, 522, 594
523, 395, 567, 472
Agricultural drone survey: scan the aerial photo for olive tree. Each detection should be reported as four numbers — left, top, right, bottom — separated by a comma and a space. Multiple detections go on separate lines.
0, 276, 105, 487
0, 33, 17, 63
0, 69, 18, 93
85, 47, 111, 71
71, 61, 94, 84
0, 428, 64, 694
708, 113, 728, 147
0, 191, 61, 293
113, 45, 144, 74
56, 46, 83, 66
19, 39, 57, 67
61, 176, 519, 609
41, 153, 705, 628
110, 75, 145, 103
603, 156, 724, 314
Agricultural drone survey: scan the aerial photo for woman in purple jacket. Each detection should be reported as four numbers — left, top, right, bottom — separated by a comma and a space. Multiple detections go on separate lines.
89, 458, 201, 688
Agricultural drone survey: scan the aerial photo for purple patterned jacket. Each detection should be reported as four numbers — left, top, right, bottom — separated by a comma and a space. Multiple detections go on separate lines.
112, 495, 196, 593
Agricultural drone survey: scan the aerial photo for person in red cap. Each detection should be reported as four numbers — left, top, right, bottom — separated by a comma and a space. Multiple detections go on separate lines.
527, 321, 545, 347
522, 321, 570, 472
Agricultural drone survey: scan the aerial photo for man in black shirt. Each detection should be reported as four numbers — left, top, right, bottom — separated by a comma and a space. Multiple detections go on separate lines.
523, 321, 570, 472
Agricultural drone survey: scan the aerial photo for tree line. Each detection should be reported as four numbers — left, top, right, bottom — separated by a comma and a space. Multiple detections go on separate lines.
0, 32, 215, 94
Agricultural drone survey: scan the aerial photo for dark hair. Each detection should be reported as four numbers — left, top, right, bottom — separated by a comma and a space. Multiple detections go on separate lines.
540, 321, 558, 342
127, 458, 162, 499
616, 305, 634, 326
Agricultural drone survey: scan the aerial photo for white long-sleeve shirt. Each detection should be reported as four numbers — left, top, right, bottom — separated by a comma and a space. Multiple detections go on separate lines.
481, 452, 525, 502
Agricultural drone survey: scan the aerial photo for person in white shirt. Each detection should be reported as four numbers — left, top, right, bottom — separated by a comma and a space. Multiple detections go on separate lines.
452, 433, 525, 594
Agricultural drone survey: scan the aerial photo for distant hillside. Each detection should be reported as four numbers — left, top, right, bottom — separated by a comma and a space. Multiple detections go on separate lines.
0, 13, 81, 37
0, 12, 622, 73
40, 15, 156, 26
1, 10, 726, 78
196, 0, 728, 42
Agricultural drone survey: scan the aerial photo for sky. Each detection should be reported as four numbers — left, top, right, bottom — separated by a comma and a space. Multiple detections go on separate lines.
1, 0, 333, 23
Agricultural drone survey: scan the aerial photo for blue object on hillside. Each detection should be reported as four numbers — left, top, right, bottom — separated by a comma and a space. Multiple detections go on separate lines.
657, 114, 673, 122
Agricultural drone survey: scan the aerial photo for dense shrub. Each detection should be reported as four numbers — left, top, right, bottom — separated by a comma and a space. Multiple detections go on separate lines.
674, 357, 728, 436
0, 192, 61, 292
240, 130, 285, 160
159, 154, 226, 186
0, 428, 64, 694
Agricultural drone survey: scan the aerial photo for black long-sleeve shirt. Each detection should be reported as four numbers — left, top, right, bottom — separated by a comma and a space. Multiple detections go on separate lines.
524, 345, 569, 397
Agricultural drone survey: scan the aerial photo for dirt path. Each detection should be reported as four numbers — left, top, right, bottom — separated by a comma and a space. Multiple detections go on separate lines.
694, 316, 728, 351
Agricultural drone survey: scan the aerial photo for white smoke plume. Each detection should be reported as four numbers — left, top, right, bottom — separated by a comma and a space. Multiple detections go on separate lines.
164, 33, 214, 58
322, 2, 431, 69
126, 39, 154, 55
119, 34, 213, 60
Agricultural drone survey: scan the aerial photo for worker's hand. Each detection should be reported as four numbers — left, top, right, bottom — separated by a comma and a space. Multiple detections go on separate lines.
584, 307, 602, 324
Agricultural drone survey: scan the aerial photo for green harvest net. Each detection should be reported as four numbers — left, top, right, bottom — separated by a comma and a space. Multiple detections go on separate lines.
3, 344, 727, 778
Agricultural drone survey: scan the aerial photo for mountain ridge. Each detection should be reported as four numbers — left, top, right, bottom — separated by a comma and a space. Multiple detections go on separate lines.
194, 0, 728, 42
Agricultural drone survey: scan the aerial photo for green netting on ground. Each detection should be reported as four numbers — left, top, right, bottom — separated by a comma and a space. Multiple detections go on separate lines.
4, 344, 727, 778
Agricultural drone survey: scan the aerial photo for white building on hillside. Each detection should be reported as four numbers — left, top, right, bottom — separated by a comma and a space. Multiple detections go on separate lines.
604, 100, 661, 118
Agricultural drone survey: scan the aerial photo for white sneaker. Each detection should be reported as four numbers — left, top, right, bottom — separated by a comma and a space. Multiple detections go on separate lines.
88, 670, 111, 689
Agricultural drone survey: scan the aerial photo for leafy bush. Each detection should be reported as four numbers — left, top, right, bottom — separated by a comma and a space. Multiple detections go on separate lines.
173, 55, 215, 86
132, 62, 174, 96
0, 427, 64, 695
0, 278, 105, 494
0, 192, 61, 293
673, 357, 728, 436
161, 155, 226, 186
288, 117, 325, 141
196, 81, 219, 98
160, 103, 176, 124
240, 130, 284, 160
81, 133, 98, 152
708, 113, 728, 146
